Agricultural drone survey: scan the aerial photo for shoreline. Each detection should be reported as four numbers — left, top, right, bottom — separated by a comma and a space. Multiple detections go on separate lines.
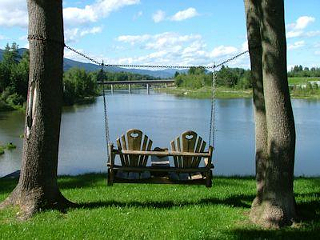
155, 86, 320, 100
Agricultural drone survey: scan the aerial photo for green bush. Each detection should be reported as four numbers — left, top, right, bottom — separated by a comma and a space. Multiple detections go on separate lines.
6, 142, 16, 150
0, 146, 4, 155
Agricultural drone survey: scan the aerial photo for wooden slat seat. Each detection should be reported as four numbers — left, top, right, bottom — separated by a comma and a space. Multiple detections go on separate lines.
170, 131, 213, 186
107, 129, 214, 187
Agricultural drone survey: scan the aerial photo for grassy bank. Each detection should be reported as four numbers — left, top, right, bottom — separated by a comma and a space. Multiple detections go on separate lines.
156, 86, 252, 99
156, 77, 320, 100
0, 143, 16, 155
288, 77, 320, 85
0, 174, 319, 239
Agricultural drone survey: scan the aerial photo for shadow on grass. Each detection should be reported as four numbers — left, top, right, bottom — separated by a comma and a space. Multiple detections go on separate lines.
230, 227, 320, 240
70, 193, 254, 210
229, 192, 320, 240
57, 173, 107, 190
0, 178, 18, 195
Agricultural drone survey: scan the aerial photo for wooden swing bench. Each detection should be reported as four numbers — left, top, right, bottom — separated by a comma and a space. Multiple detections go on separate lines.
107, 129, 214, 187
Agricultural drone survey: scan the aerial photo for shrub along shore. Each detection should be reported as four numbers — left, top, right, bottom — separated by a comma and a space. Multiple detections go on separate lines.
0, 174, 319, 239
156, 77, 320, 99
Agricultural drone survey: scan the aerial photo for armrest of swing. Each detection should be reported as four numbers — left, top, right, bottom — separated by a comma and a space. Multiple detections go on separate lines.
107, 143, 115, 167
118, 149, 212, 158
204, 146, 214, 168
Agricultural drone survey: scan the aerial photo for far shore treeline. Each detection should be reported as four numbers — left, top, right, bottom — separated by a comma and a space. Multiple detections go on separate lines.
0, 43, 155, 111
1, 43, 320, 111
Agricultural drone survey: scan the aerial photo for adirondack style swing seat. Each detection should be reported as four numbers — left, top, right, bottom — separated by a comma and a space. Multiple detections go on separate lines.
107, 129, 214, 187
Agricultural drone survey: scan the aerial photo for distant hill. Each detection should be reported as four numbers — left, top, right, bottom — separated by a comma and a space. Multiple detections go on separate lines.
0, 48, 185, 78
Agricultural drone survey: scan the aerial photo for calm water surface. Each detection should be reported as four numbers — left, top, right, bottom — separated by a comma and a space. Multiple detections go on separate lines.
0, 90, 319, 177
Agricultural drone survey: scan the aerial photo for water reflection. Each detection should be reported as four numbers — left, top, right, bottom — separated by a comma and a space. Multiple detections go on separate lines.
0, 92, 319, 177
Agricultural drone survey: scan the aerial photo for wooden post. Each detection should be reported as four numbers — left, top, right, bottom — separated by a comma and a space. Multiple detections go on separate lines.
147, 84, 150, 94
111, 84, 114, 94
129, 84, 131, 94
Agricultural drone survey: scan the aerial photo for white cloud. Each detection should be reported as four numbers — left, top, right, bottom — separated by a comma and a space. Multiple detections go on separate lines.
64, 0, 140, 26
65, 27, 103, 43
117, 34, 151, 44
0, 0, 28, 28
170, 8, 199, 22
294, 16, 315, 30
152, 10, 166, 23
80, 26, 102, 37
0, 0, 139, 29
210, 46, 238, 58
287, 30, 303, 38
113, 32, 245, 67
288, 40, 305, 50
287, 16, 316, 39
241, 41, 248, 51
305, 31, 320, 37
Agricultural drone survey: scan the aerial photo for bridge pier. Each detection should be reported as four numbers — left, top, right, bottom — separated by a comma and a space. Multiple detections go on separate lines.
110, 84, 114, 94
147, 84, 150, 94
128, 84, 131, 94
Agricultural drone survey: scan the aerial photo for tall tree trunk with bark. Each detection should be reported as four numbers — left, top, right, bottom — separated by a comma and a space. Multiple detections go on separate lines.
0, 0, 71, 218
244, 0, 297, 228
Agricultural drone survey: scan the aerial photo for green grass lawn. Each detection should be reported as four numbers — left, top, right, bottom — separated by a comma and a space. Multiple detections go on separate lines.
0, 174, 320, 239
288, 77, 320, 85
157, 86, 252, 99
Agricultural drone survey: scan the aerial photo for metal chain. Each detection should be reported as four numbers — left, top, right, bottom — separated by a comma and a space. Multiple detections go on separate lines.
215, 50, 249, 69
27, 37, 248, 70
209, 69, 217, 148
27, 34, 65, 46
65, 45, 101, 65
64, 42, 248, 70
101, 62, 110, 158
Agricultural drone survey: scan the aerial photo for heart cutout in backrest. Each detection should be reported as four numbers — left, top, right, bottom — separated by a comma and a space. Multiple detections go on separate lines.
185, 134, 194, 140
130, 132, 139, 138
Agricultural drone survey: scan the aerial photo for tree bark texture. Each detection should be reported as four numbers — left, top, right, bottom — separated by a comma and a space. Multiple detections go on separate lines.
244, 0, 297, 228
0, 0, 71, 218
244, 0, 268, 206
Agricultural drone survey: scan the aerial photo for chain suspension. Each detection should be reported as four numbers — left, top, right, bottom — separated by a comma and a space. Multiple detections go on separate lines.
209, 69, 217, 148
101, 62, 111, 158
64, 43, 248, 70
28, 36, 249, 150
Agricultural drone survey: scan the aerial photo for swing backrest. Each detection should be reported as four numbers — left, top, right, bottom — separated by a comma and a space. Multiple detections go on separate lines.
170, 130, 207, 168
116, 129, 153, 167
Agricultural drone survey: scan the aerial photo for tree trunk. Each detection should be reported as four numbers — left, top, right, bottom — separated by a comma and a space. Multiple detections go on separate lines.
245, 0, 297, 228
0, 0, 71, 218
244, 0, 269, 219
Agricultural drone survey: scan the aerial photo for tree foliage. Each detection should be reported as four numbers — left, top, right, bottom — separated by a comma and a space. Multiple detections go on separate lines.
63, 68, 98, 105
175, 66, 252, 89
288, 65, 320, 77
0, 43, 29, 109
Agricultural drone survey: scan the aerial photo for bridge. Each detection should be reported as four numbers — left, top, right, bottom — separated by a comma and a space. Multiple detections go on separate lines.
97, 79, 175, 94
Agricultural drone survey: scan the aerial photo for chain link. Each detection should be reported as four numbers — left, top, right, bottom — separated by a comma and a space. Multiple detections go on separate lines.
28, 34, 65, 46
64, 43, 248, 70
101, 63, 111, 158
209, 69, 217, 148
26, 37, 248, 150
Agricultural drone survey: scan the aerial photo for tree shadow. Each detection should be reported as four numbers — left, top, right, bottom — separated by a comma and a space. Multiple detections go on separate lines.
57, 173, 107, 190
230, 227, 320, 240
65, 193, 254, 211
0, 178, 18, 195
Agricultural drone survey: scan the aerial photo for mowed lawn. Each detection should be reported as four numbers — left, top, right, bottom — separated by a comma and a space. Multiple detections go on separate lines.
0, 174, 319, 240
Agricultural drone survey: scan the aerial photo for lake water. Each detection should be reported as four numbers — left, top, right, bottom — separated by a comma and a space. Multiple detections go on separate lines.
0, 90, 319, 177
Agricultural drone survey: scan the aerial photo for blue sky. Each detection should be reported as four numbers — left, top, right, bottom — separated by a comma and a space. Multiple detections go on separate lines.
0, 0, 319, 70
